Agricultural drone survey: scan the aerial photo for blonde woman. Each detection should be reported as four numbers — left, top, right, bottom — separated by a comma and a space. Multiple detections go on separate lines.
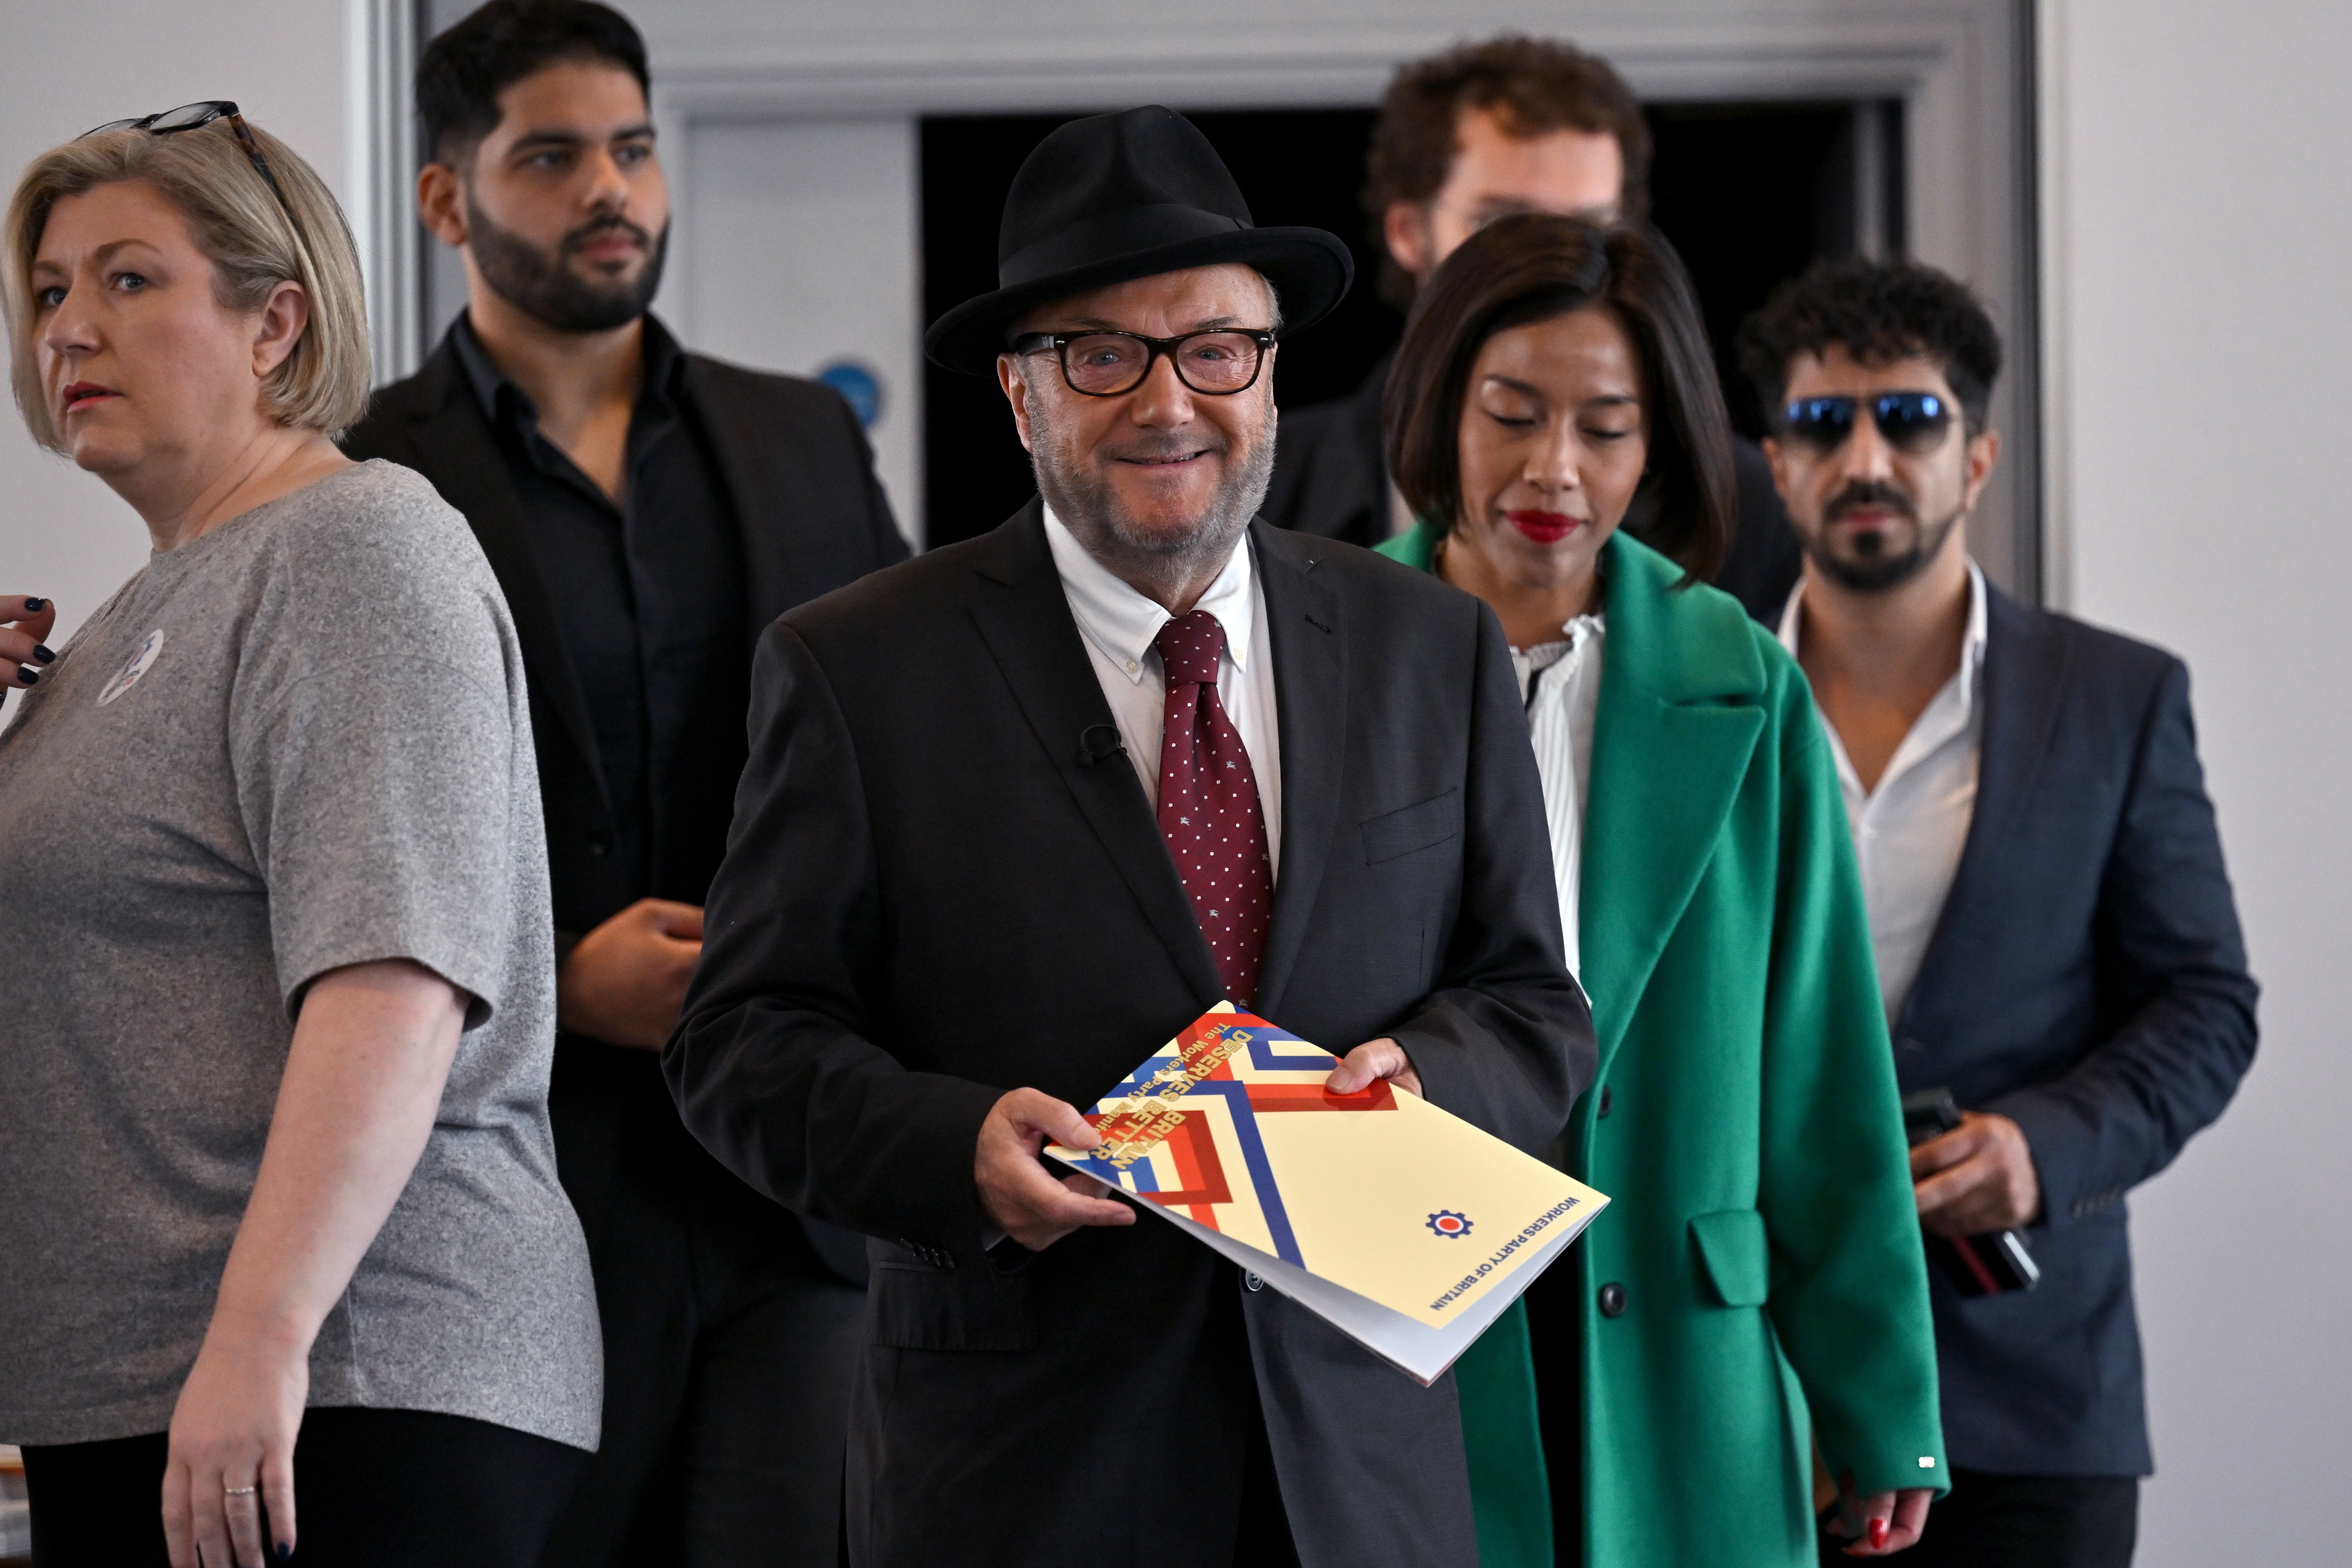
0, 105, 599, 1567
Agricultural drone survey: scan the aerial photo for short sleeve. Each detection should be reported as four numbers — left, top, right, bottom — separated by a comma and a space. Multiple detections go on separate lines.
240, 654, 519, 1025
227, 470, 531, 1027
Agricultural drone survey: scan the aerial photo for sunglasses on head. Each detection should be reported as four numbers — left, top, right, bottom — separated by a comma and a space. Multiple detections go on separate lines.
81, 101, 288, 209
1780, 392, 1954, 455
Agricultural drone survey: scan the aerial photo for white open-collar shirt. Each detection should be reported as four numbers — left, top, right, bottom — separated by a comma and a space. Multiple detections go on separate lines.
1043, 504, 1283, 880
1512, 616, 1606, 982
1780, 561, 1988, 1023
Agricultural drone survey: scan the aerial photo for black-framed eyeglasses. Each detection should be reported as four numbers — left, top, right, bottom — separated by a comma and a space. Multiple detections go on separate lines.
1013, 329, 1277, 398
1779, 392, 1954, 455
81, 101, 288, 208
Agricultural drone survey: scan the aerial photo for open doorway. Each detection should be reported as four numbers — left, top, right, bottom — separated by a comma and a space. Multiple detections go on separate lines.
920, 99, 1904, 548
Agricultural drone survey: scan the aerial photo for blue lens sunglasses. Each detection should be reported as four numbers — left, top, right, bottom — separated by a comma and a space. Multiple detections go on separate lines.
1780, 391, 1954, 454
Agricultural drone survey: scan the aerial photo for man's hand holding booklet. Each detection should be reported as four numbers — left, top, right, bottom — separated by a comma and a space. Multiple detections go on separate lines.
1046, 1004, 1608, 1385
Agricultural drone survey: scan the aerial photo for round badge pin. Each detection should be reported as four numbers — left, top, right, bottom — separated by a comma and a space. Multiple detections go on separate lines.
96, 628, 165, 707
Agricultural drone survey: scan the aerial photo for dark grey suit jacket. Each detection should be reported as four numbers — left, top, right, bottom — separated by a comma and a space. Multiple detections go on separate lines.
666, 501, 1593, 1567
1898, 586, 2258, 1475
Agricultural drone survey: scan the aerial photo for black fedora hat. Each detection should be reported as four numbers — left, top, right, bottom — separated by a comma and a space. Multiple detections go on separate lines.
925, 106, 1354, 376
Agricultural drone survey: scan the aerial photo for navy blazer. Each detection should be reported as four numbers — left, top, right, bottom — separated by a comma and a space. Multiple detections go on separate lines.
1896, 585, 2258, 1475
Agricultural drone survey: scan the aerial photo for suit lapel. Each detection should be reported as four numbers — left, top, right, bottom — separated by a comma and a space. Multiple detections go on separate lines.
1250, 524, 1345, 1019
1578, 535, 1767, 1074
682, 356, 804, 633
1897, 588, 2068, 1035
964, 503, 1224, 1000
401, 351, 611, 808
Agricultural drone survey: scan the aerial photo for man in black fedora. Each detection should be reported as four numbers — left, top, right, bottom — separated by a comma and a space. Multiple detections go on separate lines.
666, 105, 1592, 1566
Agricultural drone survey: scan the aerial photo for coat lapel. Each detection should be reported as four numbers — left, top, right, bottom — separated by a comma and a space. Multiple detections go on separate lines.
1578, 534, 1768, 1073
1250, 523, 1345, 1019
963, 502, 1224, 1000
400, 345, 611, 809
1896, 587, 2068, 1036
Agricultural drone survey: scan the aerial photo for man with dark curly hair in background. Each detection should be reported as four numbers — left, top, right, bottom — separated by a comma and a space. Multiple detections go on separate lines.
1263, 34, 1803, 620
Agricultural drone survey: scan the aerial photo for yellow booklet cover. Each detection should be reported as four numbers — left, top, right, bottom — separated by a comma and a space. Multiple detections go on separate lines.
1046, 1004, 1607, 1385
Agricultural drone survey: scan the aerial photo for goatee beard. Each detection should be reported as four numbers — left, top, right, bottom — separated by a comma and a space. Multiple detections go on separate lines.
466, 197, 668, 334
1028, 390, 1275, 598
1807, 482, 1964, 593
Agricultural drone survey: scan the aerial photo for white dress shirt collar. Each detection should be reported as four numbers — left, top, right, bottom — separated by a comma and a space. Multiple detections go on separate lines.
1042, 503, 1259, 684
1777, 559, 1990, 749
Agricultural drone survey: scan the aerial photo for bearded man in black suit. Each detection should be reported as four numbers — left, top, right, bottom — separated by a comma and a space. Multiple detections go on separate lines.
341, 5, 906, 1562
666, 106, 1593, 1568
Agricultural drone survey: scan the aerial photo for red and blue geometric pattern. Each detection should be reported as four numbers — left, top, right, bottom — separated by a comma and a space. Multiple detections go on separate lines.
1054, 1008, 1402, 1270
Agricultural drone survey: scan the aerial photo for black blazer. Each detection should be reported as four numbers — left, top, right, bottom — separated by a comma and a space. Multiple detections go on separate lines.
341, 321, 908, 1285
1261, 356, 1803, 622
1897, 586, 2257, 1475
666, 502, 1592, 1567
341, 323, 910, 939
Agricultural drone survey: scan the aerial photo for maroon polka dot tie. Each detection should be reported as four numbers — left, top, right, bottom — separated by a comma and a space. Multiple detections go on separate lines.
1153, 610, 1273, 1006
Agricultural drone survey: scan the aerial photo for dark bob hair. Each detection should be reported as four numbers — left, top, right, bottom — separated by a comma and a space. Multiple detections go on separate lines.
418, 0, 651, 167
1383, 214, 1734, 586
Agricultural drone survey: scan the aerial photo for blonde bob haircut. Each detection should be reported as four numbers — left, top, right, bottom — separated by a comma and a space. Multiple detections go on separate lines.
3, 115, 369, 450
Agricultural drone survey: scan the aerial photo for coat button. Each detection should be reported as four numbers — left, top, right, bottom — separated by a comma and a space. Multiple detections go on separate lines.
1597, 1086, 1614, 1118
1245, 1271, 1264, 1292
586, 837, 610, 859
1598, 1282, 1627, 1317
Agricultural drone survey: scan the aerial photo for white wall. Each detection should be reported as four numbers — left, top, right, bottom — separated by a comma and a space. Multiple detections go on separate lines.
3, 0, 2346, 1554
2046, 1, 2352, 1559
681, 117, 923, 541
0, 0, 349, 654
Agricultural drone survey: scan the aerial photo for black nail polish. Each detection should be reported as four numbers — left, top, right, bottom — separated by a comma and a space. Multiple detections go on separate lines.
21, 597, 45, 613
278, 1544, 292, 1563
17, 667, 35, 685
32, 645, 54, 664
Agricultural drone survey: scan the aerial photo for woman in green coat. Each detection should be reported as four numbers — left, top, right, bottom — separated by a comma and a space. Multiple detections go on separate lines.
1375, 215, 1945, 1566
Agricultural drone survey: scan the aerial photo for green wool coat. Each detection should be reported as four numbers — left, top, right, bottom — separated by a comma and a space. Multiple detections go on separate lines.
1379, 525, 1946, 1567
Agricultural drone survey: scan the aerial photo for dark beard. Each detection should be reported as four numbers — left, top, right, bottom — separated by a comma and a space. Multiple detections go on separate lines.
1805, 480, 1964, 593
465, 197, 668, 334
1027, 385, 1275, 595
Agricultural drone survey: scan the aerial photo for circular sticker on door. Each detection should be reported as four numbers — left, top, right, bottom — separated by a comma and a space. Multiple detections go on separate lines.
96, 628, 164, 707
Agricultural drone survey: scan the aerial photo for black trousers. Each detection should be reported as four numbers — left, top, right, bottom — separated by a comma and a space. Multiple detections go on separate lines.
539, 1042, 865, 1568
21, 1406, 583, 1566
1818, 1467, 2138, 1568
1523, 1241, 1586, 1562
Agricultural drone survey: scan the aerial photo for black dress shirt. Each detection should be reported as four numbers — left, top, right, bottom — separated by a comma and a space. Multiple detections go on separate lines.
452, 315, 749, 908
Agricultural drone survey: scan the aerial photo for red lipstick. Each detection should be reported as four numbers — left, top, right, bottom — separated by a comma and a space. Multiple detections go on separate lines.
1507, 509, 1581, 544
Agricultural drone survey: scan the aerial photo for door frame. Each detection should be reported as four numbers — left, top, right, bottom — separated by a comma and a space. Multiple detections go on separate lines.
353, 0, 2041, 596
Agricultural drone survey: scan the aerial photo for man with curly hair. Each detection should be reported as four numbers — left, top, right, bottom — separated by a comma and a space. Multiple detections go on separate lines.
1740, 257, 2259, 1568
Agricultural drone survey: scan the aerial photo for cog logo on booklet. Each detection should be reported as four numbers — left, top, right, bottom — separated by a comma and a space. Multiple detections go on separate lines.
1426, 1210, 1473, 1239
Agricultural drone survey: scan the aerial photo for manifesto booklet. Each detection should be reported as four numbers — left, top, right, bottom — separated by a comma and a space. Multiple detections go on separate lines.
1046, 1004, 1608, 1385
